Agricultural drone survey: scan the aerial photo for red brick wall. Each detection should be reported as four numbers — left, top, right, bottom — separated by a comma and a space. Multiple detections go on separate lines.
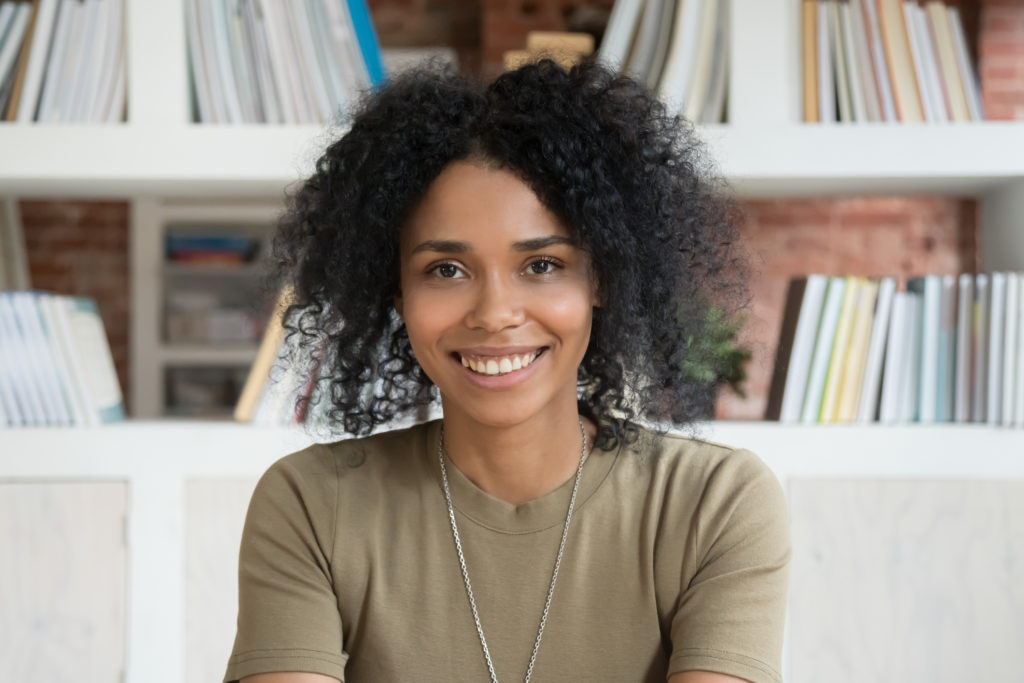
17, 0, 1018, 421
20, 201, 131, 412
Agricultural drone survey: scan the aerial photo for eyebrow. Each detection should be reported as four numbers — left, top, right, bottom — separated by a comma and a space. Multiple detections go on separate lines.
410, 235, 575, 255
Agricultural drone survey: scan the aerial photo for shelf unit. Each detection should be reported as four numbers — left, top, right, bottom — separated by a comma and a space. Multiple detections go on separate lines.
2, 0, 1024, 681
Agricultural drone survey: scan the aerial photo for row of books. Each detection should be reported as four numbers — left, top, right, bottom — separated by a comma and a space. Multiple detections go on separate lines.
0, 0, 125, 122
0, 291, 125, 428
165, 234, 262, 264
802, 0, 984, 124
767, 273, 1024, 427
599, 0, 728, 124
186, 0, 385, 124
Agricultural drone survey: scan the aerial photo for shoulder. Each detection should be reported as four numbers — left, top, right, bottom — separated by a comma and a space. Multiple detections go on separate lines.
252, 420, 434, 509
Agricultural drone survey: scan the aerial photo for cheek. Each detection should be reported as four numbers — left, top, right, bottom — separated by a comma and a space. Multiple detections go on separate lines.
400, 289, 458, 353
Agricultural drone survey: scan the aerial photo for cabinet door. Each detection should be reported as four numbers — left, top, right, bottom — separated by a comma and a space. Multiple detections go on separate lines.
0, 482, 127, 682
789, 479, 1024, 682
185, 478, 259, 683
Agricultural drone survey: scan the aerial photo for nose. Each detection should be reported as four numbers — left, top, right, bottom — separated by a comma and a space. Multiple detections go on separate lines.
464, 273, 525, 332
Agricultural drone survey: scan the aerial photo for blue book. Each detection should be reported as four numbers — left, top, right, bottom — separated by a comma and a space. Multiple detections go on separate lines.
345, 0, 386, 86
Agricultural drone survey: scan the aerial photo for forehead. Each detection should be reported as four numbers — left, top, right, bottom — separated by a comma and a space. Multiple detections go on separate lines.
400, 161, 572, 247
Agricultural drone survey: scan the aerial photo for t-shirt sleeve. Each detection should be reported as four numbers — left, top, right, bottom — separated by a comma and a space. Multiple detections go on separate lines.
668, 448, 791, 683
224, 445, 348, 683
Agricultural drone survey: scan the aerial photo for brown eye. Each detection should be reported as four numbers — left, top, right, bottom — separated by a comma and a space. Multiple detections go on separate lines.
438, 264, 459, 278
529, 259, 558, 275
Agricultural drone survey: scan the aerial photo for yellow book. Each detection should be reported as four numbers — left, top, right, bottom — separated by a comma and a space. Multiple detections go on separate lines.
836, 279, 880, 422
819, 276, 860, 422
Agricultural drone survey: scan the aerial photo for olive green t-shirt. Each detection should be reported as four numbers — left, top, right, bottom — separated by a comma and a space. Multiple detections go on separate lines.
224, 420, 790, 683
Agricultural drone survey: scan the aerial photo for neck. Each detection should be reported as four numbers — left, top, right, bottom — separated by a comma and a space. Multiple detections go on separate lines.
439, 401, 594, 505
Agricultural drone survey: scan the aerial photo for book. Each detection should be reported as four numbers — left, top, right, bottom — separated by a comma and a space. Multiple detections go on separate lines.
802, 276, 847, 422
857, 276, 896, 422
879, 290, 910, 423
900, 290, 922, 421
987, 272, 1006, 426
55, 295, 124, 424
645, 0, 678, 90
831, 1, 853, 123
658, 0, 702, 112
936, 274, 956, 421
907, 276, 939, 422
682, 0, 719, 123
699, 0, 728, 123
972, 273, 989, 422
598, 0, 644, 72
877, 0, 923, 122
836, 278, 879, 421
0, 3, 31, 94
0, 292, 47, 425
818, 1, 835, 123
623, 0, 664, 81
345, 0, 385, 86
768, 275, 828, 422
1002, 272, 1019, 426
926, 0, 970, 122
905, 1, 942, 122
14, 0, 58, 121
820, 276, 861, 421
949, 7, 983, 121
802, 0, 819, 122
10, 291, 71, 425
840, 1, 868, 122
861, 0, 897, 121
849, 0, 882, 121
954, 272, 972, 422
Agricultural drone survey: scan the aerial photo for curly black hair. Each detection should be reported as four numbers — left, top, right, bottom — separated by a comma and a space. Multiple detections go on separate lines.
270, 58, 748, 450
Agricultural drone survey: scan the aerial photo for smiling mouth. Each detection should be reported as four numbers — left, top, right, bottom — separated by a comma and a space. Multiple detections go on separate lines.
455, 350, 545, 376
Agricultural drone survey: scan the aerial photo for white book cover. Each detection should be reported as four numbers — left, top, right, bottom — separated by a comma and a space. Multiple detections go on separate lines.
225, 0, 260, 122
780, 274, 829, 423
972, 273, 989, 422
0, 4, 31, 91
624, 0, 662, 80
277, 0, 318, 123
597, 0, 645, 71
103, 43, 125, 122
198, 0, 229, 122
57, 296, 124, 424
949, 8, 983, 121
937, 274, 957, 421
918, 4, 952, 123
210, 0, 245, 123
320, 0, 369, 92
289, 0, 333, 122
38, 293, 89, 426
244, 0, 283, 123
908, 276, 940, 422
839, 2, 868, 122
903, 2, 939, 123
900, 292, 922, 422
954, 272, 973, 422
258, 0, 302, 123
185, 0, 213, 121
801, 276, 846, 423
0, 4, 17, 44
849, 0, 881, 121
682, 0, 718, 122
699, 0, 728, 123
1015, 275, 1024, 427
858, 276, 896, 423
658, 0, 703, 113
820, 277, 860, 422
0, 292, 26, 426
66, 0, 104, 122
987, 272, 1006, 425
51, 0, 90, 122
84, 0, 120, 122
11, 291, 70, 425
879, 291, 909, 423
1001, 272, 1019, 426
15, 0, 60, 122
0, 293, 49, 425
35, 0, 75, 122
818, 1, 835, 124
645, 0, 677, 90
304, 0, 347, 117
830, 2, 853, 123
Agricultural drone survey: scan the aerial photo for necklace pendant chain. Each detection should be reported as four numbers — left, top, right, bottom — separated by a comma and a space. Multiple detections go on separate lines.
438, 418, 589, 683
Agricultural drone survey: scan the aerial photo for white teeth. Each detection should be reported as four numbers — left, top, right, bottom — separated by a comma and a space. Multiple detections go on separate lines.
461, 351, 540, 376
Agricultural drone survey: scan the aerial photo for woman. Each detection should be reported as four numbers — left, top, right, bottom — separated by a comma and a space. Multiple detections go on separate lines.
225, 59, 790, 683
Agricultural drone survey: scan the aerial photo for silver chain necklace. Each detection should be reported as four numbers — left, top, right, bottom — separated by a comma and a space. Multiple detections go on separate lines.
438, 418, 588, 683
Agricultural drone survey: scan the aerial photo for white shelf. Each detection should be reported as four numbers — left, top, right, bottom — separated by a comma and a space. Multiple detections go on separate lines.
159, 345, 259, 365
2, 421, 1022, 481
2, 122, 1022, 199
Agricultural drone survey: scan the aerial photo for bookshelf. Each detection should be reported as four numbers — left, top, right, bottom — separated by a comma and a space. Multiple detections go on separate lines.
2, 0, 1024, 681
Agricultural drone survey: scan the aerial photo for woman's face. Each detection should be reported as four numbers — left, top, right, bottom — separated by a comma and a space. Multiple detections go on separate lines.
397, 161, 598, 430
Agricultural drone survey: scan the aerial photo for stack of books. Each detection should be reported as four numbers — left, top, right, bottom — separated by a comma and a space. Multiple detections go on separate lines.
0, 0, 126, 122
599, 0, 728, 123
767, 273, 1024, 426
802, 0, 983, 123
0, 291, 125, 427
185, 0, 385, 124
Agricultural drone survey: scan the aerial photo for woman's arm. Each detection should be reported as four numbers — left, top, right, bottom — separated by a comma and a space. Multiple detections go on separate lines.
241, 674, 340, 683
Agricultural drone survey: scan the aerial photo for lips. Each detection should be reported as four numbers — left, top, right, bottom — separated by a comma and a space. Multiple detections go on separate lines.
456, 349, 544, 376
